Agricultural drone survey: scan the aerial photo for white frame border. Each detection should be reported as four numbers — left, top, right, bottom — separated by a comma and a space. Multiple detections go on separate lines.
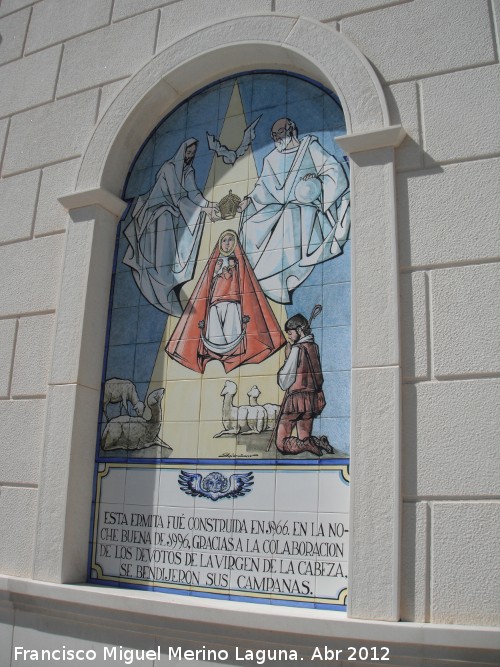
34, 15, 405, 622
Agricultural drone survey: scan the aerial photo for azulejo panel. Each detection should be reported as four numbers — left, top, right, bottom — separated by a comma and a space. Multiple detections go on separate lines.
90, 71, 351, 610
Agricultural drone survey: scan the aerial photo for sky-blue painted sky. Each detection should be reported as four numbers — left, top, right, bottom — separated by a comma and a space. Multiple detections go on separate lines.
103, 71, 351, 451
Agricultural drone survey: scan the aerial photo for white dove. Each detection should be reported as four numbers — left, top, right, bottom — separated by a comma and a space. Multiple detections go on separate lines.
206, 115, 262, 165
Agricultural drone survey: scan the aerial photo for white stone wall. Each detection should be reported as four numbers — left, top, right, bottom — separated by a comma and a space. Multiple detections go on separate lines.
0, 0, 498, 641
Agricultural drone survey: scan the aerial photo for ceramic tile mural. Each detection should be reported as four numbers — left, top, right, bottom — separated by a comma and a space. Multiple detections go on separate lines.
89, 72, 351, 610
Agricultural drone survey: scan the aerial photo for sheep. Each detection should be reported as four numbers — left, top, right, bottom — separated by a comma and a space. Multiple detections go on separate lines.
103, 378, 145, 420
214, 380, 268, 437
247, 384, 280, 431
101, 388, 165, 450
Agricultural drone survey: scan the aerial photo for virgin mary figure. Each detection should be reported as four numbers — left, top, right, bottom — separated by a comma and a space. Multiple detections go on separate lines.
166, 230, 285, 373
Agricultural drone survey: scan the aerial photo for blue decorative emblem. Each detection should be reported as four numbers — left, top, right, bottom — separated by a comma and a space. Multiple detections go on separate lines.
178, 470, 254, 501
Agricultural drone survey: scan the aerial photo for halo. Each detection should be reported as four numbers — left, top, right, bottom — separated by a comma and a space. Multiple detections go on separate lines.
218, 229, 238, 256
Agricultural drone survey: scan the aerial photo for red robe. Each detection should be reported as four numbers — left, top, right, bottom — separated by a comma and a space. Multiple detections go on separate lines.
166, 238, 285, 373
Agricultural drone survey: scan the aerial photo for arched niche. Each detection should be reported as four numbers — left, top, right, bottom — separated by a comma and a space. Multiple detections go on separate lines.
36, 14, 405, 623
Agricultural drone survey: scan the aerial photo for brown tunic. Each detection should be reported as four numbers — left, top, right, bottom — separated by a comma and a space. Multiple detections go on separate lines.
282, 341, 326, 416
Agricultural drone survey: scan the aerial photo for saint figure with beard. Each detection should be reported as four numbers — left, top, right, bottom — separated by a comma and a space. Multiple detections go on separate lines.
123, 139, 219, 316
238, 117, 351, 304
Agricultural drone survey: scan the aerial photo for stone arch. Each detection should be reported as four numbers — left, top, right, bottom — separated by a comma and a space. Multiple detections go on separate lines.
36, 14, 405, 623
75, 15, 393, 195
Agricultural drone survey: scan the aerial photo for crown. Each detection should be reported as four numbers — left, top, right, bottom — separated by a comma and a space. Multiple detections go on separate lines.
218, 190, 241, 220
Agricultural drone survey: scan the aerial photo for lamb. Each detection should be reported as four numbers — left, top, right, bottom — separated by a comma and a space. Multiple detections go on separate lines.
101, 388, 165, 450
247, 385, 280, 431
103, 378, 145, 419
214, 380, 268, 437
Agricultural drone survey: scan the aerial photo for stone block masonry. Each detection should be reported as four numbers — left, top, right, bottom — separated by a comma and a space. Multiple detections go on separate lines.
0, 0, 497, 653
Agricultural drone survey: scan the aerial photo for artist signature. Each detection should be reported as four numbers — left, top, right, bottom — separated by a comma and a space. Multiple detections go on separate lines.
219, 452, 258, 458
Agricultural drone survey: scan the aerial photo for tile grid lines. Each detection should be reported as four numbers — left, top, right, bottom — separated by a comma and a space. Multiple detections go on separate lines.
394, 156, 499, 175
0, 480, 38, 489
51, 43, 65, 102
365, 58, 500, 87
400, 264, 500, 331
27, 170, 43, 240
111, 0, 185, 25
0, 305, 57, 410
0, 21, 497, 176
98, 462, 347, 605
401, 267, 497, 631
403, 495, 500, 502
0, 1, 43, 21
12, 14, 115, 59
0, 52, 27, 71
4, 317, 19, 399
0, 3, 496, 81
401, 374, 500, 386
94, 88, 103, 126
402, 340, 499, 631
108, 0, 116, 25
54, 75, 133, 104
7, 392, 48, 401
0, 117, 11, 174
1, 154, 83, 180
428, 499, 435, 623
0, 228, 66, 250
0, 7, 488, 612
1, 105, 497, 179
152, 8, 162, 55
423, 271, 432, 381
423, 151, 500, 168
0, 6, 493, 624
0, 308, 56, 321
488, 0, 500, 62
0, 91, 56, 123
321, 0, 414, 24
418, 73, 428, 157
400, 257, 500, 274
20, 4, 33, 58
0, 93, 73, 123
414, 80, 424, 171
0, 5, 28, 54
96, 69, 348, 597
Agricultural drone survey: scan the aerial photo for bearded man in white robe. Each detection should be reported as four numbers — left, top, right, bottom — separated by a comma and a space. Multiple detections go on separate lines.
238, 118, 350, 303
123, 139, 219, 316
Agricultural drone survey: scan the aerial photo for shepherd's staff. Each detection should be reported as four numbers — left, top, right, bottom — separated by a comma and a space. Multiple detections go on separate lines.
266, 304, 323, 452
